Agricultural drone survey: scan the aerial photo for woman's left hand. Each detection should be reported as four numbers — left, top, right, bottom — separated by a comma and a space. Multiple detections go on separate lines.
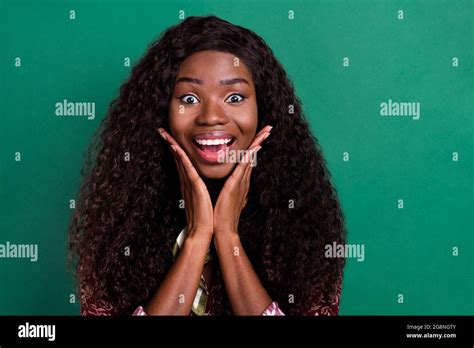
213, 125, 272, 236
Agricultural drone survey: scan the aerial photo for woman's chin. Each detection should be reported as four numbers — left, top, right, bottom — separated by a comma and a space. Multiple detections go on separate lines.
196, 163, 236, 180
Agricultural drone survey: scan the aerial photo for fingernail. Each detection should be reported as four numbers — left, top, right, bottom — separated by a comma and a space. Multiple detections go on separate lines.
160, 132, 167, 141
263, 132, 271, 140
254, 145, 262, 152
171, 145, 176, 152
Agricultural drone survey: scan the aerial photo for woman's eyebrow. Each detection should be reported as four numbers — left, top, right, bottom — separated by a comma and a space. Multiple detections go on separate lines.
175, 77, 249, 86
175, 77, 203, 85
220, 78, 249, 85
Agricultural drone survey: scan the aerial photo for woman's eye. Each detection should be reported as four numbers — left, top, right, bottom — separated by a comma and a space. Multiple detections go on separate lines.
226, 94, 245, 103
180, 95, 199, 104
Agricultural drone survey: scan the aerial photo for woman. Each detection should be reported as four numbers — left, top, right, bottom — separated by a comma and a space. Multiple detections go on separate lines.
69, 15, 346, 316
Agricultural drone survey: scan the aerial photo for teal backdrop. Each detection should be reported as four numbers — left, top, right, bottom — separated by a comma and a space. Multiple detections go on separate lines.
1, 0, 472, 315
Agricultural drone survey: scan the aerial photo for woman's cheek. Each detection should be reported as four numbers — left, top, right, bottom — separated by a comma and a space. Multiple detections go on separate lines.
168, 111, 184, 141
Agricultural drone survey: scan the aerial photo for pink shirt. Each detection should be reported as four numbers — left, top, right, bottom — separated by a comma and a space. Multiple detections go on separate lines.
132, 301, 285, 316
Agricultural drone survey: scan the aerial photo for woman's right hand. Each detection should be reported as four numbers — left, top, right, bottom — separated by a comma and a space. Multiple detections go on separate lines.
158, 128, 214, 237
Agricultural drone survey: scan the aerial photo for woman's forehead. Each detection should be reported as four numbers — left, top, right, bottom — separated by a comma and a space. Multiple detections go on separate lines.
176, 50, 253, 84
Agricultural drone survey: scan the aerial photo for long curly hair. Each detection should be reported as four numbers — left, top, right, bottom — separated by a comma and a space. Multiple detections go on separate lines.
68, 15, 346, 315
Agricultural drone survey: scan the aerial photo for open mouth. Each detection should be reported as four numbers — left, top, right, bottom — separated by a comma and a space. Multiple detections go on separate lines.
191, 132, 236, 163
192, 137, 236, 152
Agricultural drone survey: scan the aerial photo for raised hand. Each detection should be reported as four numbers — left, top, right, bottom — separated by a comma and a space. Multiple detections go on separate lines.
213, 125, 272, 236
158, 128, 214, 237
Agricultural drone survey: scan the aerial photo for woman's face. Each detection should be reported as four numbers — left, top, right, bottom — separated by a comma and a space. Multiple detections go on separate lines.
168, 50, 258, 179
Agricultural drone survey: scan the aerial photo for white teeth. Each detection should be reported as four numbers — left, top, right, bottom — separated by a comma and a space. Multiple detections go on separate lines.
195, 138, 232, 145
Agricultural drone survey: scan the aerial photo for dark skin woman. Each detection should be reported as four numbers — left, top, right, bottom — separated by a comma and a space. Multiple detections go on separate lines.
69, 15, 347, 316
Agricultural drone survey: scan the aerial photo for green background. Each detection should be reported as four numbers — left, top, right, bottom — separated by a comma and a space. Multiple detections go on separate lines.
0, 0, 472, 315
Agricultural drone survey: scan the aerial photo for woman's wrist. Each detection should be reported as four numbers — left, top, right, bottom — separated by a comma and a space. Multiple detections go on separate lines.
214, 223, 239, 238
213, 227, 240, 251
185, 227, 213, 249
187, 225, 213, 238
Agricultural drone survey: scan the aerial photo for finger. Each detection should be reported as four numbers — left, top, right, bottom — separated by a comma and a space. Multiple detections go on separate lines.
238, 153, 255, 209
242, 158, 253, 189
252, 125, 272, 143
243, 147, 257, 182
259, 125, 273, 134
170, 145, 194, 223
242, 195, 249, 209
158, 128, 181, 148
158, 128, 200, 188
241, 165, 253, 207
171, 146, 193, 195
248, 125, 272, 150
158, 128, 188, 184
172, 144, 202, 186
160, 130, 200, 224
228, 146, 261, 185
158, 128, 197, 177
170, 146, 187, 194
250, 125, 271, 146
158, 128, 193, 162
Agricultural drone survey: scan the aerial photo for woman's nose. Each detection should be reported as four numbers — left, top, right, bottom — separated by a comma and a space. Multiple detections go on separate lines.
195, 99, 229, 126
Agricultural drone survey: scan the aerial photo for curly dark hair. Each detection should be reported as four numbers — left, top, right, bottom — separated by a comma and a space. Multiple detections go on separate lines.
68, 15, 346, 315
